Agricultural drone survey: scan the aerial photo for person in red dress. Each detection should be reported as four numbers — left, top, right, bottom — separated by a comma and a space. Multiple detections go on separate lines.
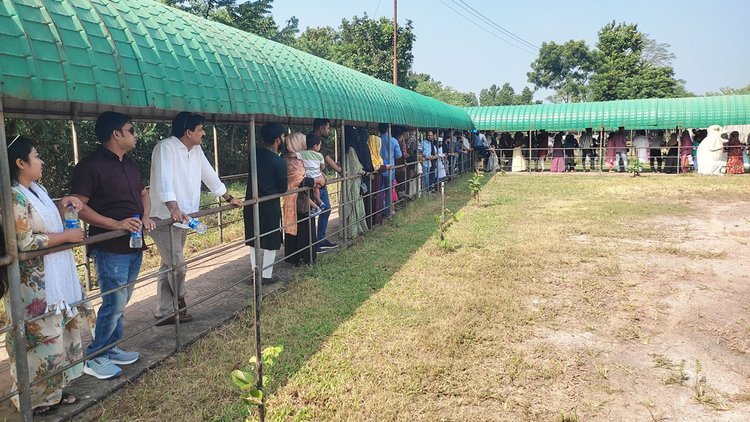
725, 131, 744, 174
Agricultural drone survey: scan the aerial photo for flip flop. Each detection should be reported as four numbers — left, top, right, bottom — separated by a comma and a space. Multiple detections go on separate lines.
32, 392, 77, 415
60, 391, 77, 405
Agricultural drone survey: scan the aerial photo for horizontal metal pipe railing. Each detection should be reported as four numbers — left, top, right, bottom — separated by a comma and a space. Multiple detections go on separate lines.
0, 148, 472, 412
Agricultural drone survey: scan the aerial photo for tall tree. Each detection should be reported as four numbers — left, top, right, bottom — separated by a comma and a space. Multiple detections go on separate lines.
409, 73, 477, 106
297, 15, 415, 87
589, 21, 685, 101
527, 40, 593, 103
707, 82, 750, 96
480, 83, 537, 106
162, 0, 299, 45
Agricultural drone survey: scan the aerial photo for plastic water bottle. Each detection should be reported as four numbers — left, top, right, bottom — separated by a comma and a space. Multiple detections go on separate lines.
129, 214, 143, 249
186, 217, 207, 234
64, 204, 79, 229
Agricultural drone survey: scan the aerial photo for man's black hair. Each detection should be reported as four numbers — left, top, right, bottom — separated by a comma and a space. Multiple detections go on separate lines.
378, 123, 389, 135
392, 125, 408, 139
260, 124, 286, 146
171, 112, 205, 138
95, 111, 132, 144
313, 118, 330, 131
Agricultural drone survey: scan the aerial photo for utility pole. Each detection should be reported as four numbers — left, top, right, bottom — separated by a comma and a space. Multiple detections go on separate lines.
393, 0, 398, 85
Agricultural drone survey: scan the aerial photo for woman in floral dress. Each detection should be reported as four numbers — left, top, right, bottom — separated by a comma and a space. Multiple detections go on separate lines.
2, 136, 95, 415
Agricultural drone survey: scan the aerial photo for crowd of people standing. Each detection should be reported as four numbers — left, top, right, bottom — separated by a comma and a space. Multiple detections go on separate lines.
472, 127, 750, 175
0, 113, 478, 415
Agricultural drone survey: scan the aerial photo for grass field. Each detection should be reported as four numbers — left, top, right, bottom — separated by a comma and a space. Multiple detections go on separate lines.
83, 173, 750, 421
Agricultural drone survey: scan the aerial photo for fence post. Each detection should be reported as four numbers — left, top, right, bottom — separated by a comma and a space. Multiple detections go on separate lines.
169, 224, 182, 352
248, 116, 266, 421
599, 126, 604, 174
528, 130, 532, 173
212, 119, 224, 243
70, 109, 93, 292
340, 121, 348, 248
675, 126, 682, 174
387, 123, 393, 217
0, 98, 34, 421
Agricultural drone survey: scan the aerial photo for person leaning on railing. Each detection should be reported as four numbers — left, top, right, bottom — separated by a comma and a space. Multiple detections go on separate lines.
4, 135, 95, 415
72, 111, 153, 380
148, 112, 243, 326
244, 124, 288, 285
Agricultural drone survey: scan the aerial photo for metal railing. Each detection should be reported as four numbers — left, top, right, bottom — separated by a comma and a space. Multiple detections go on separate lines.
0, 121, 477, 420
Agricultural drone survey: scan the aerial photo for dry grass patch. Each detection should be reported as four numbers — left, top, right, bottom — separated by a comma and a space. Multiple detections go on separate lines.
80, 175, 750, 421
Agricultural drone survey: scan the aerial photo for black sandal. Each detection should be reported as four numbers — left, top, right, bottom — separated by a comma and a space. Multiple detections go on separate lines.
33, 392, 77, 416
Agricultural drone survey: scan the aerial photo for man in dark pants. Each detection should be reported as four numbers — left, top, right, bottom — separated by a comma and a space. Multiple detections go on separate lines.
243, 124, 288, 284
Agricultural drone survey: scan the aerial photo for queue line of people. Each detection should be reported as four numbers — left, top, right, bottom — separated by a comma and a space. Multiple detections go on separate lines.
470, 127, 749, 175
0, 112, 475, 415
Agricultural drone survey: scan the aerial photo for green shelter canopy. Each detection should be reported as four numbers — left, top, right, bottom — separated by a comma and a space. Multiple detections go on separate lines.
465, 95, 750, 132
0, 0, 473, 128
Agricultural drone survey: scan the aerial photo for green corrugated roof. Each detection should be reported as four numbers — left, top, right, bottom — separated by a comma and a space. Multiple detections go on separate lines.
0, 0, 473, 128
466, 95, 750, 131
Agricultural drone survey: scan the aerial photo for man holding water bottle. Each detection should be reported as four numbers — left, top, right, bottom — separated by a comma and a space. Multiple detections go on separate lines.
71, 111, 154, 380
149, 112, 243, 326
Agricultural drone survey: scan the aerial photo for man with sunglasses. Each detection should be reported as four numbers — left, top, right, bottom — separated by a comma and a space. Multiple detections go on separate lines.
71, 111, 154, 380
149, 112, 243, 326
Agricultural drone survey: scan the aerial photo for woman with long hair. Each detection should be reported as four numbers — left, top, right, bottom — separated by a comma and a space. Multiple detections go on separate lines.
3, 136, 94, 415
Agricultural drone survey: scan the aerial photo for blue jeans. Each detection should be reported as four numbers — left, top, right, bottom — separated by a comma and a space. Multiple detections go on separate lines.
421, 163, 431, 192
87, 250, 142, 356
429, 164, 437, 190
382, 171, 394, 217
316, 186, 331, 243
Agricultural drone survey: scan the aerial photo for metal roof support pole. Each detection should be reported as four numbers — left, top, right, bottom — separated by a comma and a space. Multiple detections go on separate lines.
0, 98, 34, 421
674, 126, 682, 174
388, 123, 393, 217
416, 128, 422, 196
599, 126, 604, 174
340, 121, 348, 248
212, 118, 224, 244
169, 223, 181, 352
528, 130, 532, 173
248, 116, 266, 422
630, 129, 634, 171
70, 108, 92, 292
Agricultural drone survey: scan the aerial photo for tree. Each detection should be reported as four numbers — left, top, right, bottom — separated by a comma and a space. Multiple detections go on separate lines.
707, 82, 750, 96
589, 21, 686, 101
527, 40, 593, 103
162, 0, 298, 45
529, 22, 688, 102
297, 15, 415, 87
296, 26, 336, 60
479, 83, 537, 106
408, 73, 477, 106
642, 35, 676, 67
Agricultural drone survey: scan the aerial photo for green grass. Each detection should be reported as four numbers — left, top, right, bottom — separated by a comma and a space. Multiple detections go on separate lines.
81, 174, 750, 421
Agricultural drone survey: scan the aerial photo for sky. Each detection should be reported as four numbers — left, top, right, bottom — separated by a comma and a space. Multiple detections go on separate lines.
271, 0, 750, 102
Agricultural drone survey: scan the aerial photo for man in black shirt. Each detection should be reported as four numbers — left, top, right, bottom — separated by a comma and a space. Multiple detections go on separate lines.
71, 111, 154, 380
243, 124, 288, 284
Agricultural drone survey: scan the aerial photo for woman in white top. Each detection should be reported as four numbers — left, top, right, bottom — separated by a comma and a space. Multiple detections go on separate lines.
3, 136, 95, 415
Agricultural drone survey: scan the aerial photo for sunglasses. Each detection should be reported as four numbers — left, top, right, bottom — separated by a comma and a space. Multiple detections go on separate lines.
120, 126, 136, 136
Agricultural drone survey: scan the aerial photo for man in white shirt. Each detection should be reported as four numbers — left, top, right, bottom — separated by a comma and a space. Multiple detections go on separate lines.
149, 112, 243, 325
579, 128, 596, 171
632, 130, 650, 168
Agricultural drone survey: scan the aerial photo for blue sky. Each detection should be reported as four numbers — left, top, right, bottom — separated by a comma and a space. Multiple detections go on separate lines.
271, 0, 750, 101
